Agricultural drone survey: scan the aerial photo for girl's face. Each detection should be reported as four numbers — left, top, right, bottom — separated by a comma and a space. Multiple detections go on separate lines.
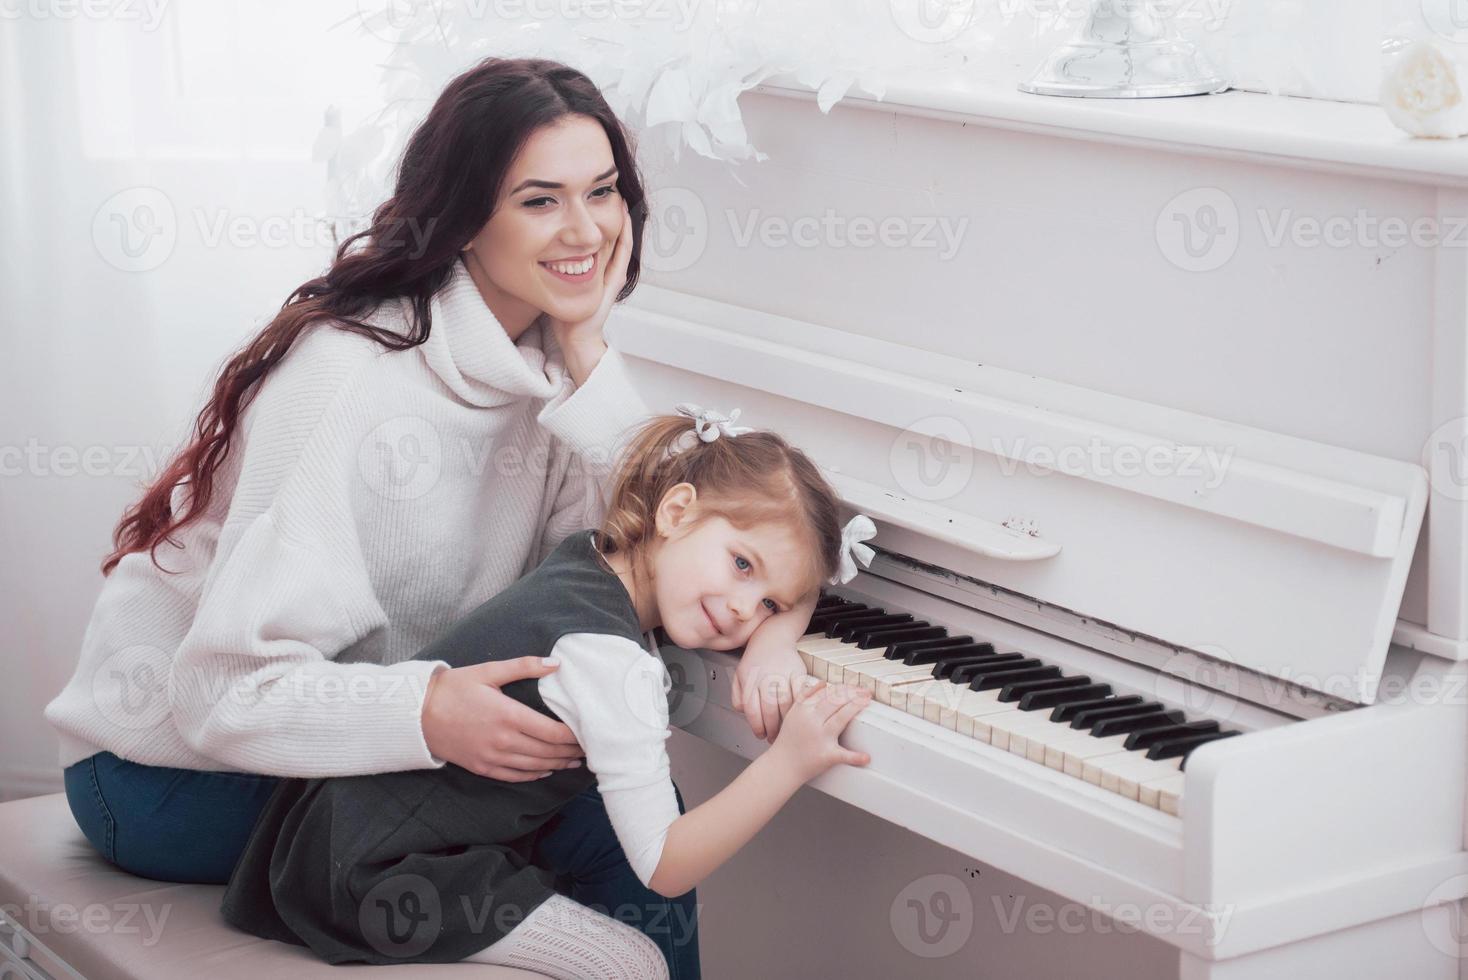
648, 485, 813, 652
461, 115, 624, 338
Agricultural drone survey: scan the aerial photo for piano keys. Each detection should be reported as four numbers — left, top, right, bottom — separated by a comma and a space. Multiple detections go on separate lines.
798, 593, 1241, 816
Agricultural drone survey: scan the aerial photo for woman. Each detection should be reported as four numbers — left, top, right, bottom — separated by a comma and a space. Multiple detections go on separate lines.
44, 57, 814, 977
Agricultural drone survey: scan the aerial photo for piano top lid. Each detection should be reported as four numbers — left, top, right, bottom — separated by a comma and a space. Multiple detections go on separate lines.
609, 286, 1430, 706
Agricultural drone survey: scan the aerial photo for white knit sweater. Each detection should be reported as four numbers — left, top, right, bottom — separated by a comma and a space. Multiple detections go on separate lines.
44, 257, 650, 777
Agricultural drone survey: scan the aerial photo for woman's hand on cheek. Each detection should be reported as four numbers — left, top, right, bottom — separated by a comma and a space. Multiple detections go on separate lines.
545, 199, 634, 387
422, 658, 587, 781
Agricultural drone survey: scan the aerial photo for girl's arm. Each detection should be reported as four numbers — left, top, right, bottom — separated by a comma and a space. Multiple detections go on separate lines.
537, 634, 872, 897
648, 678, 871, 899
732, 593, 820, 742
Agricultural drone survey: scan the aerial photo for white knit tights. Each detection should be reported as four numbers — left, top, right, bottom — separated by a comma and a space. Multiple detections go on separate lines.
463, 894, 669, 979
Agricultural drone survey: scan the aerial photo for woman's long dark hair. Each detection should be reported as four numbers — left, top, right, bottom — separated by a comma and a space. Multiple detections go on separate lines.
102, 57, 648, 576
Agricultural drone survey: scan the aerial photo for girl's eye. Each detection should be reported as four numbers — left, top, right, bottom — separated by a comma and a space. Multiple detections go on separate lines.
763, 598, 778, 612
592, 184, 617, 198
734, 555, 751, 572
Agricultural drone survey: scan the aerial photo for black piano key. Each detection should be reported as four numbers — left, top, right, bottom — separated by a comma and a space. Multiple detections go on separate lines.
816, 594, 847, 610
969, 665, 1061, 692
807, 605, 872, 634
835, 614, 913, 641
1071, 701, 1165, 731
997, 675, 1092, 703
1090, 710, 1185, 739
820, 609, 892, 635
888, 636, 978, 661
856, 625, 945, 649
1051, 694, 1142, 724
1019, 683, 1113, 712
901, 642, 989, 666
1124, 720, 1220, 752
1150, 729, 1241, 765
951, 655, 1036, 685
934, 651, 1023, 679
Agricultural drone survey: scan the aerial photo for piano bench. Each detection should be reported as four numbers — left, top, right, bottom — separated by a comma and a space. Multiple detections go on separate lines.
0, 793, 541, 980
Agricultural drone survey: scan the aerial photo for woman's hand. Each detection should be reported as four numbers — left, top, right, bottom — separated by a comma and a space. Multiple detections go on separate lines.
421, 658, 586, 781
732, 596, 818, 743
544, 199, 635, 387
767, 677, 872, 784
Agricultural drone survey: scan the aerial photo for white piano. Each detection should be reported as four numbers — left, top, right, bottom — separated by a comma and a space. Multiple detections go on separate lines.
610, 68, 1468, 980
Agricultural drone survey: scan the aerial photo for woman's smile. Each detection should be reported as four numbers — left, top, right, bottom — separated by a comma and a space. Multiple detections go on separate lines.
540, 252, 598, 285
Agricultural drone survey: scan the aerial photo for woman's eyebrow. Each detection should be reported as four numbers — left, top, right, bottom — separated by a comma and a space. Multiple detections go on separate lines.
509, 166, 618, 194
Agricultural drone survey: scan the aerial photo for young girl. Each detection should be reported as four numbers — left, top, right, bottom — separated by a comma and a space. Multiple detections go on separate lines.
220, 406, 877, 979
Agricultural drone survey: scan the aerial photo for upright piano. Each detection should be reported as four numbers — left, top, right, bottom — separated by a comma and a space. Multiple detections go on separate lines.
609, 69, 1468, 980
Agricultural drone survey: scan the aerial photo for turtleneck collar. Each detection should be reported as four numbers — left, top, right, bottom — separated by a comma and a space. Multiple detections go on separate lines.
371, 256, 568, 408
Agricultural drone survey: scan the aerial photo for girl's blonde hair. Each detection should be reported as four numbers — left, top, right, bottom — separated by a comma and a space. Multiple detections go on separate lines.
595, 413, 845, 604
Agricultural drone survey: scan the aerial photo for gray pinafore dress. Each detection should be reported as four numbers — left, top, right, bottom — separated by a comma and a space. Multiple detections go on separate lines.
219, 529, 648, 965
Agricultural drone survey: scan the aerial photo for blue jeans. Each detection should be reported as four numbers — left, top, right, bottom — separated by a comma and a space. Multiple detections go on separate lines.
62, 751, 701, 978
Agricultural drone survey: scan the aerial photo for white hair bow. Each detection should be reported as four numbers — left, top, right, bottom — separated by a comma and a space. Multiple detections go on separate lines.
830, 514, 877, 585
675, 403, 754, 443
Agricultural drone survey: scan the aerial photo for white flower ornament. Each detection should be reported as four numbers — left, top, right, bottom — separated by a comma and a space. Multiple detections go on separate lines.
675, 403, 754, 442
831, 514, 877, 585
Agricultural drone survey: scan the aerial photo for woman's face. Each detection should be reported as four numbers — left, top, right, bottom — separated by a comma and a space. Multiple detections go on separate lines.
461, 115, 624, 338
647, 485, 813, 652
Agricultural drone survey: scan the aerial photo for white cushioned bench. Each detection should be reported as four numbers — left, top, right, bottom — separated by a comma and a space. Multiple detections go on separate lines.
0, 793, 540, 979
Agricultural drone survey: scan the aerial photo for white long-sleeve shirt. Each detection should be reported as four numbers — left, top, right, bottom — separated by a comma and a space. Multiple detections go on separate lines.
537, 630, 682, 887
44, 257, 649, 777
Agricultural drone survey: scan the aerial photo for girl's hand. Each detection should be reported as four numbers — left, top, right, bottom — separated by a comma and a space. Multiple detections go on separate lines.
421, 658, 586, 781
732, 634, 807, 744
767, 677, 873, 784
732, 595, 819, 743
544, 199, 634, 387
